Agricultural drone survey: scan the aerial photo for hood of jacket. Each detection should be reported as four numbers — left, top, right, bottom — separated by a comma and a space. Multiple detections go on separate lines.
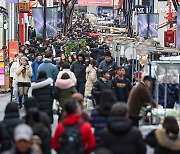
155, 128, 180, 151
55, 78, 75, 89
43, 58, 52, 63
63, 114, 83, 126
107, 117, 133, 134
4, 112, 20, 120
31, 78, 53, 90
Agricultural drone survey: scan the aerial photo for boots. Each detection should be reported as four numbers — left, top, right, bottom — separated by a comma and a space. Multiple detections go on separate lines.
18, 95, 23, 108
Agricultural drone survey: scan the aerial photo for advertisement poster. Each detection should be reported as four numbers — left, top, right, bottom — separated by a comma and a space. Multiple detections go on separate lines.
32, 7, 58, 38
138, 13, 159, 38
0, 49, 4, 62
177, 6, 180, 48
138, 14, 148, 38
8, 41, 19, 63
0, 74, 5, 86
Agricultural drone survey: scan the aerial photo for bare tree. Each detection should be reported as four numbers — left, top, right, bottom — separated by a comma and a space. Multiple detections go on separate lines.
60, 0, 77, 35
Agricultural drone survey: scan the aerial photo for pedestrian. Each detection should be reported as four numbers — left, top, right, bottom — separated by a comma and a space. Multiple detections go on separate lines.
72, 93, 89, 121
55, 73, 77, 118
38, 51, 59, 83
71, 52, 87, 95
98, 51, 118, 79
90, 90, 117, 141
10, 52, 24, 104
16, 56, 32, 108
26, 108, 51, 154
127, 76, 157, 126
31, 71, 54, 123
58, 53, 67, 71
52, 99, 96, 154
112, 66, 132, 102
85, 60, 97, 98
92, 70, 114, 104
0, 122, 12, 153
24, 97, 51, 133
98, 103, 146, 154
1, 102, 24, 140
57, 62, 77, 85
145, 116, 180, 154
2, 124, 35, 154
31, 53, 43, 82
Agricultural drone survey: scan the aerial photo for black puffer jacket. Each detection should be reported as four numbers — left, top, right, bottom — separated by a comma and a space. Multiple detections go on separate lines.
0, 122, 11, 153
32, 78, 54, 123
71, 54, 87, 83
3, 112, 24, 139
98, 117, 146, 154
92, 78, 114, 103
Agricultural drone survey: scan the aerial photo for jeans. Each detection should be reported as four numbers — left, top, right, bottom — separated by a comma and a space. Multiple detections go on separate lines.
76, 82, 85, 95
13, 83, 19, 103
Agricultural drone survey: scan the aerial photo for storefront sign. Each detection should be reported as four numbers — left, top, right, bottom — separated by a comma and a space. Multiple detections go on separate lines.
8, 41, 19, 63
0, 74, 5, 86
0, 50, 4, 62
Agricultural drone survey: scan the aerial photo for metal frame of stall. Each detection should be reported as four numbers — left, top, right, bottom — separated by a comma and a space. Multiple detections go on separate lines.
150, 60, 180, 120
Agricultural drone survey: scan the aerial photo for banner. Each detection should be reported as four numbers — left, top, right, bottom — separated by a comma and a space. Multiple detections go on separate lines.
6, 0, 18, 3
177, 6, 180, 48
32, 7, 57, 38
138, 13, 159, 38
0, 50, 4, 62
76, 0, 112, 6
8, 41, 19, 63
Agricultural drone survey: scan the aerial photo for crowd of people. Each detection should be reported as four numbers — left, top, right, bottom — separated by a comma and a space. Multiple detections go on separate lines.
0, 17, 180, 154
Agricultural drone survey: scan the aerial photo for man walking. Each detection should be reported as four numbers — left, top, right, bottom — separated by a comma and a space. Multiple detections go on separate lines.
112, 67, 132, 102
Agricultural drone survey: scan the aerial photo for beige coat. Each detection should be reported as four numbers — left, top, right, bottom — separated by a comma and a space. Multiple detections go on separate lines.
85, 64, 97, 96
16, 65, 32, 83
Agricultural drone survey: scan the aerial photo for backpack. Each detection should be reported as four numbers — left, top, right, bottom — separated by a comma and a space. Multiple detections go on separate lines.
31, 135, 42, 154
58, 120, 85, 154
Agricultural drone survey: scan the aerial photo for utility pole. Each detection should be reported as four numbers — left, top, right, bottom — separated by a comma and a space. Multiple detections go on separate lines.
43, 0, 46, 45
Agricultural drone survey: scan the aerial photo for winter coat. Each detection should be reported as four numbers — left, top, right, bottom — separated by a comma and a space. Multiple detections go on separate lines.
71, 60, 87, 83
90, 107, 110, 141
55, 78, 77, 109
85, 65, 97, 97
98, 59, 118, 78
0, 122, 12, 153
112, 77, 132, 102
127, 82, 156, 117
91, 78, 114, 103
57, 69, 77, 85
16, 65, 32, 83
145, 129, 180, 154
52, 114, 96, 154
32, 78, 54, 123
32, 123, 51, 154
38, 58, 59, 83
98, 117, 146, 154
3, 112, 24, 139
2, 147, 35, 154
31, 59, 43, 82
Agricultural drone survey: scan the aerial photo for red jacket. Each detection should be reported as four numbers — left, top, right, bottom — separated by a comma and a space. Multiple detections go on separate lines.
52, 114, 96, 154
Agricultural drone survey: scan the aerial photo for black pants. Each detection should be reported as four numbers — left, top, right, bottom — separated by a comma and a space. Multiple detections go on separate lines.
76, 82, 85, 95
129, 116, 140, 127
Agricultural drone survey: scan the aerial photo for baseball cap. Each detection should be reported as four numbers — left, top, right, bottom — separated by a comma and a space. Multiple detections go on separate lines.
14, 124, 33, 142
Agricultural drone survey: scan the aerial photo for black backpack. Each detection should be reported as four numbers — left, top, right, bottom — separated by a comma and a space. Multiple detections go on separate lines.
58, 120, 85, 154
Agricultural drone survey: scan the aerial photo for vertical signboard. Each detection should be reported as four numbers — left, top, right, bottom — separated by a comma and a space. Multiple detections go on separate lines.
0, 50, 5, 86
177, 6, 180, 48
8, 41, 19, 63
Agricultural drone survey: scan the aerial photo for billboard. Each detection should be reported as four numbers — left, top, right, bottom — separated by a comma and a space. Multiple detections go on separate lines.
138, 13, 159, 38
8, 41, 19, 63
177, 6, 180, 48
76, 0, 112, 6
32, 7, 58, 39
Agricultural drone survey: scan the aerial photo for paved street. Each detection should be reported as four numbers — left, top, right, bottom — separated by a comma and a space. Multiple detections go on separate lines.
0, 93, 11, 121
